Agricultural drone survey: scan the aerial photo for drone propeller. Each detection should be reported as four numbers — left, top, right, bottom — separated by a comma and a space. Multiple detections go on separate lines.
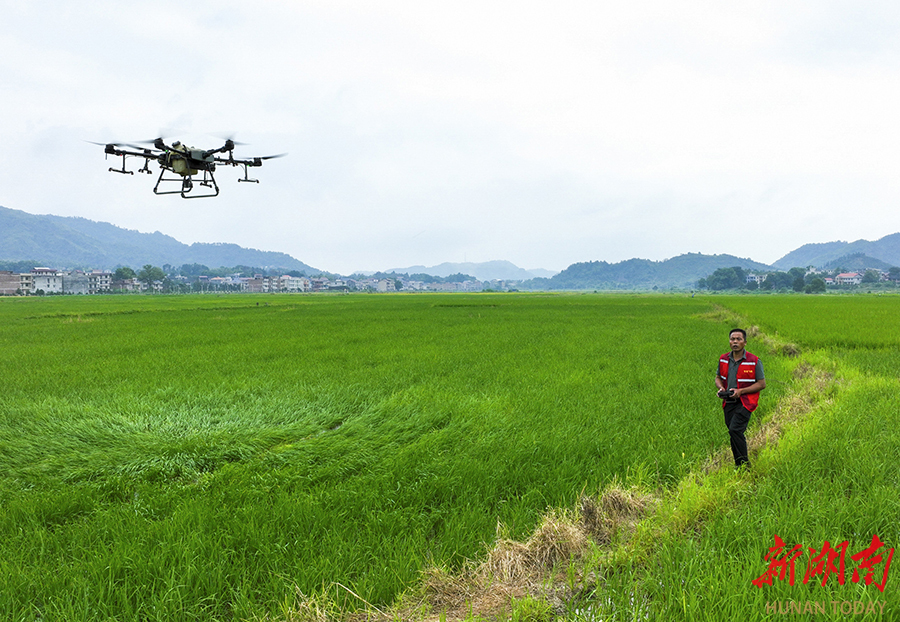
134, 137, 170, 150
127, 137, 180, 152
211, 132, 249, 146
86, 140, 148, 151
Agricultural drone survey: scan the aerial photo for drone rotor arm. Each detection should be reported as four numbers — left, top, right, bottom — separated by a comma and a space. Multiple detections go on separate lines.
226, 153, 287, 167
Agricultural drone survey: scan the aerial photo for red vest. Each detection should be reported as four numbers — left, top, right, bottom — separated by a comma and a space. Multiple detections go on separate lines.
718, 351, 760, 412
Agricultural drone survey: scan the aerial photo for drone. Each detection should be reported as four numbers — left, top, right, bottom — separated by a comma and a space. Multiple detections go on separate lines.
92, 137, 285, 199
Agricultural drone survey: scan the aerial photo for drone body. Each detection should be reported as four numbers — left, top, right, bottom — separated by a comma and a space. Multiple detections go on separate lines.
95, 137, 284, 198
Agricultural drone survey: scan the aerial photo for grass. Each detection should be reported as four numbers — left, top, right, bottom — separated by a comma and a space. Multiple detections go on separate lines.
609, 370, 900, 620
713, 294, 900, 349
557, 295, 900, 621
1, 292, 895, 621
0, 292, 748, 620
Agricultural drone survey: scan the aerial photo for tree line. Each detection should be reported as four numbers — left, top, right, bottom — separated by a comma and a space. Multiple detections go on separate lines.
699, 266, 900, 293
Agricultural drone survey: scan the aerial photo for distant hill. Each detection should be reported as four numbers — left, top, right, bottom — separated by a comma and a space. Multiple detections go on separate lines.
772, 233, 900, 269
0, 206, 318, 272
524, 253, 772, 290
387, 260, 556, 281
821, 253, 895, 272
6, 202, 898, 285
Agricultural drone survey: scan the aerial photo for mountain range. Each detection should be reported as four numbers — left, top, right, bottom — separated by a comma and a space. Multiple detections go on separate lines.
2, 205, 899, 288
771, 233, 900, 270
0, 206, 317, 273
528, 253, 772, 290
386, 260, 557, 282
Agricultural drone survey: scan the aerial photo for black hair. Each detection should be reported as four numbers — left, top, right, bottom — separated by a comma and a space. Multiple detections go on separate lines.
729, 328, 747, 339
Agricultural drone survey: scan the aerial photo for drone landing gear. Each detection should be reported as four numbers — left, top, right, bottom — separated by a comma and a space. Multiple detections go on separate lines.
137, 158, 154, 174
238, 163, 259, 183
153, 169, 220, 199
109, 153, 134, 175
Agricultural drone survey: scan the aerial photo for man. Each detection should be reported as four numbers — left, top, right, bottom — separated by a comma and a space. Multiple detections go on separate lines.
715, 328, 766, 468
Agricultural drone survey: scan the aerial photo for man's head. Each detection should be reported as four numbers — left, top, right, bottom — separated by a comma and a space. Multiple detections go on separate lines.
729, 329, 747, 353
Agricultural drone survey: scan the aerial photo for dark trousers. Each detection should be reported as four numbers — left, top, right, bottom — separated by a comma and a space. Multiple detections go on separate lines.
723, 401, 752, 467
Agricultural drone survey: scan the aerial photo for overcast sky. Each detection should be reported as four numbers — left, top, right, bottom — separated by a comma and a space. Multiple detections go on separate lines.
2, 1, 900, 274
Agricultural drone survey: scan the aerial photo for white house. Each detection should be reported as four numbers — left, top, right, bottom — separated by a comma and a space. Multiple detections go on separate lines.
834, 272, 862, 285
31, 268, 62, 293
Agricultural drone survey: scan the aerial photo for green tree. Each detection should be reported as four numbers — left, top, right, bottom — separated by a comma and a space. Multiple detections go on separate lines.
137, 265, 165, 291
862, 269, 881, 284
179, 264, 211, 278
805, 278, 826, 294
444, 273, 477, 283
114, 266, 136, 281
705, 267, 746, 290
788, 267, 806, 280
792, 276, 805, 292
763, 272, 793, 290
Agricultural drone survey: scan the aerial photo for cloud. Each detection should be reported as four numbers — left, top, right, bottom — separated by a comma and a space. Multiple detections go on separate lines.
3, 1, 900, 274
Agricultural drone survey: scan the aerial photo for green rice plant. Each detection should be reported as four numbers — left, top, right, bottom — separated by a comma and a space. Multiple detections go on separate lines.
587, 294, 900, 621
509, 594, 553, 622
715, 294, 900, 350
619, 375, 900, 620
0, 293, 787, 620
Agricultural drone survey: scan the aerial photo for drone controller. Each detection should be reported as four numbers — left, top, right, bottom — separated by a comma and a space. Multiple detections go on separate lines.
717, 389, 735, 399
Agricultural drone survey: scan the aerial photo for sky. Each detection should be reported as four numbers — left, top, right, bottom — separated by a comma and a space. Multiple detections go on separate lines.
3, 1, 900, 275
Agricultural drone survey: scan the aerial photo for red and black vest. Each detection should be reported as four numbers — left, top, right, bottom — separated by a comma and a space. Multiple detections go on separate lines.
718, 351, 760, 412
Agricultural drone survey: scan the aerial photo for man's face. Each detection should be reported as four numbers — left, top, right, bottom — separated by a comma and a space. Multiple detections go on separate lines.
729, 331, 746, 353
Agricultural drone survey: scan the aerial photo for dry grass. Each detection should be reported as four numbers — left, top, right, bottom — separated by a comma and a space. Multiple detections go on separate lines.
579, 489, 651, 546
385, 485, 653, 622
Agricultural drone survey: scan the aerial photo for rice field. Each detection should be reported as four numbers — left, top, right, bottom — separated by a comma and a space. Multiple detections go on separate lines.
714, 294, 900, 350
0, 292, 895, 621
598, 294, 900, 621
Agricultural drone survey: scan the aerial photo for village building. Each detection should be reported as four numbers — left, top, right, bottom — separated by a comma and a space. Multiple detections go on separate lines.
277, 275, 310, 292
31, 268, 63, 294
376, 278, 396, 292
88, 270, 112, 294
62, 271, 90, 295
0, 271, 22, 295
745, 273, 766, 285
834, 272, 863, 285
